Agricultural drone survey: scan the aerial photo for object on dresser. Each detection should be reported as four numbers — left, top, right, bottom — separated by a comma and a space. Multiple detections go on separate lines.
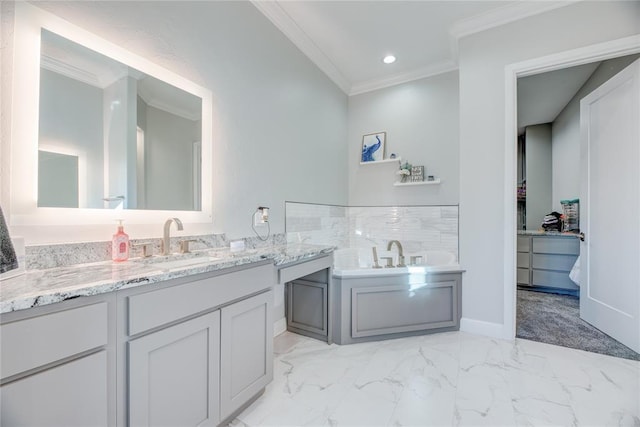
541, 211, 563, 232
561, 199, 580, 232
410, 166, 425, 182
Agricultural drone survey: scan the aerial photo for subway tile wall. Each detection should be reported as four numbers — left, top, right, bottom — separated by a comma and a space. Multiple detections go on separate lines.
285, 202, 458, 265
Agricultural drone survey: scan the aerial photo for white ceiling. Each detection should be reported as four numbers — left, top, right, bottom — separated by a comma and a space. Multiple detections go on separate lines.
517, 61, 600, 134
252, 0, 576, 95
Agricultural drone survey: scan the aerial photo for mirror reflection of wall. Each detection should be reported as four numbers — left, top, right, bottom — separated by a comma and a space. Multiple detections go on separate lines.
38, 29, 202, 211
38, 150, 79, 208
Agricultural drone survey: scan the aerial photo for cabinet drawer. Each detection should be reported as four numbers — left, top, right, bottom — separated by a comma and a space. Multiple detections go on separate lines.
128, 263, 272, 336
532, 254, 578, 272
532, 270, 578, 290
278, 255, 332, 285
532, 237, 579, 255
517, 268, 530, 285
517, 236, 530, 252
517, 253, 530, 268
1, 351, 109, 426
1, 302, 108, 380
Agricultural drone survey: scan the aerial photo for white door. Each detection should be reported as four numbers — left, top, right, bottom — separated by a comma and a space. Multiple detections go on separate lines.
580, 58, 640, 353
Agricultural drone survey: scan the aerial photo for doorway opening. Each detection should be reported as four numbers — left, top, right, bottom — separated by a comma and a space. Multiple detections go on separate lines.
503, 36, 640, 360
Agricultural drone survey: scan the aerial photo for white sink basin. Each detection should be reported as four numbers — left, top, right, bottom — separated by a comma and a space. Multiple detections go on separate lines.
134, 254, 220, 270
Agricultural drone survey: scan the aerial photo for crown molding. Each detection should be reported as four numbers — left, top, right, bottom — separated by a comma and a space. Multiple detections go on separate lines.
450, 1, 579, 40
41, 54, 102, 88
253, 1, 579, 97
41, 54, 130, 89
137, 86, 201, 122
250, 0, 351, 94
349, 60, 458, 96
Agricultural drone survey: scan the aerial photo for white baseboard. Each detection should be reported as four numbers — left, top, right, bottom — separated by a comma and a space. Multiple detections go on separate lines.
273, 317, 287, 337
460, 317, 510, 340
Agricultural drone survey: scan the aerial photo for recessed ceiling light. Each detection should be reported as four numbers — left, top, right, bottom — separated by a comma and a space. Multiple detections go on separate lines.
383, 55, 396, 64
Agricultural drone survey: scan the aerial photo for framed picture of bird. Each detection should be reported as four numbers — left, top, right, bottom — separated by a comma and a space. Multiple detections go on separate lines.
361, 132, 386, 163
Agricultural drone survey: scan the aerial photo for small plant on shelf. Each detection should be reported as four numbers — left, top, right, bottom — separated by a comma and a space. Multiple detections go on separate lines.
396, 162, 412, 182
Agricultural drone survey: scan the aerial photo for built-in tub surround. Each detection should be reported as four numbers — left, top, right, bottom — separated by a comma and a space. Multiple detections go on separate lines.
285, 201, 458, 262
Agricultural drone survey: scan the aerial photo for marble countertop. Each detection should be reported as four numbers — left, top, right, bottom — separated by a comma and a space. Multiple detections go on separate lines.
517, 230, 581, 237
0, 244, 334, 314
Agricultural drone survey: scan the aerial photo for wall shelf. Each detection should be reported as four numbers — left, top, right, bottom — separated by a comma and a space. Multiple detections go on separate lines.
360, 157, 401, 166
393, 179, 441, 186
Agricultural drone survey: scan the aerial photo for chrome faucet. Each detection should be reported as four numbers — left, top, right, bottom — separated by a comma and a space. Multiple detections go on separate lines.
162, 218, 184, 256
387, 240, 406, 267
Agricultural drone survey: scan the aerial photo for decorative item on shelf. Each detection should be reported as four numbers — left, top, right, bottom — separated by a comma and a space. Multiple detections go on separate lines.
427, 175, 435, 181
390, 153, 397, 159
396, 161, 412, 182
361, 131, 386, 162
410, 166, 424, 182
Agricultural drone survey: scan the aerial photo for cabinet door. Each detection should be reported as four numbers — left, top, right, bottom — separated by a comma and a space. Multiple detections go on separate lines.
287, 279, 328, 337
128, 311, 220, 427
1, 351, 109, 427
220, 290, 273, 421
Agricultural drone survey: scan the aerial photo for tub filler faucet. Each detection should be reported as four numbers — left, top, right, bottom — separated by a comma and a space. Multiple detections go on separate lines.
387, 240, 406, 267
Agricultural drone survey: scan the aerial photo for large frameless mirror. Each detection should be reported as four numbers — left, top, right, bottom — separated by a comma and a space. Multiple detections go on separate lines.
9, 2, 213, 227
38, 30, 202, 211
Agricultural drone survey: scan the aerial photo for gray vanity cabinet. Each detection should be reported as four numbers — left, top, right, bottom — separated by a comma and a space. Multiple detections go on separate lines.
0, 295, 115, 426
119, 262, 274, 427
220, 290, 273, 421
280, 255, 333, 343
287, 272, 329, 340
128, 311, 220, 427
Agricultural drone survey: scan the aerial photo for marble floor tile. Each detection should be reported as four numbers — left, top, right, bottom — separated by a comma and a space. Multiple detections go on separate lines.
229, 332, 640, 427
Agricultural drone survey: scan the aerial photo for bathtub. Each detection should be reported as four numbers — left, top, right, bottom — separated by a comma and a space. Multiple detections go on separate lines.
329, 248, 464, 345
332, 248, 461, 278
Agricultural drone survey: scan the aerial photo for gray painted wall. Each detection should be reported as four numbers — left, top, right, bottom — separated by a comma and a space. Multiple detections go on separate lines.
2, 1, 348, 242
144, 105, 200, 211
525, 124, 552, 231
347, 71, 459, 206
38, 68, 104, 208
551, 54, 640, 212
459, 0, 640, 327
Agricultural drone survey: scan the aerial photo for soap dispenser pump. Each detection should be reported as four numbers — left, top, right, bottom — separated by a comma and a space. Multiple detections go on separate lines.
112, 219, 129, 262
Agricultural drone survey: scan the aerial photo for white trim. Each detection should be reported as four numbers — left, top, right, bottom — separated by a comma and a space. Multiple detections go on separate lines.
349, 61, 458, 96
253, 1, 578, 96
450, 1, 578, 40
460, 317, 507, 340
503, 34, 640, 340
273, 317, 287, 338
250, 0, 351, 94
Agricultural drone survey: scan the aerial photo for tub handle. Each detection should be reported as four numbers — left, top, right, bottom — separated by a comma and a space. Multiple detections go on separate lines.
380, 256, 394, 268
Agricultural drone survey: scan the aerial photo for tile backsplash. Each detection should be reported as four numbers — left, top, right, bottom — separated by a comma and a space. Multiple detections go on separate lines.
285, 201, 458, 262
25, 232, 287, 270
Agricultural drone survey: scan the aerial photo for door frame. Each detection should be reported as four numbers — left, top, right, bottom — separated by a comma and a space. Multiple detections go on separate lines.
503, 34, 640, 339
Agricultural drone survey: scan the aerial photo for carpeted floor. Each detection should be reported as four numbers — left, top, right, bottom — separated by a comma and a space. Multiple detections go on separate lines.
516, 289, 640, 361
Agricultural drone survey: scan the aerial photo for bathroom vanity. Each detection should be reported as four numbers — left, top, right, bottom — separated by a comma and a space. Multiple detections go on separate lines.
0, 244, 332, 427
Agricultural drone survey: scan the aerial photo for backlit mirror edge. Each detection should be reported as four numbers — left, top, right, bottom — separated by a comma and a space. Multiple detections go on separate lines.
9, 3, 214, 233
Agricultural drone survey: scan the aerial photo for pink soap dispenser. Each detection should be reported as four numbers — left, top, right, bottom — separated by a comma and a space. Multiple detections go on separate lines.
112, 219, 129, 262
